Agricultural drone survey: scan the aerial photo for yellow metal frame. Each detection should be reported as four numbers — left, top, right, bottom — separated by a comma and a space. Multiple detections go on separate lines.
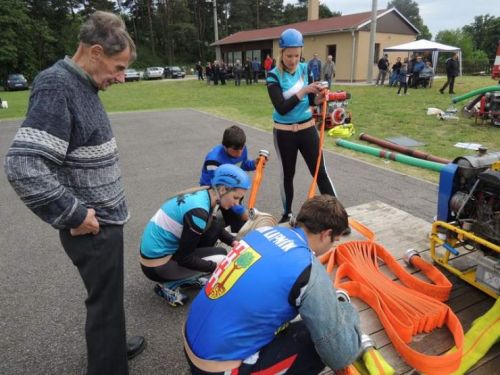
430, 221, 500, 299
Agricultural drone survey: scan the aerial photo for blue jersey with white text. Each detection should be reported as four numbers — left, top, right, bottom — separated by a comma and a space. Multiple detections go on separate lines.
185, 226, 312, 360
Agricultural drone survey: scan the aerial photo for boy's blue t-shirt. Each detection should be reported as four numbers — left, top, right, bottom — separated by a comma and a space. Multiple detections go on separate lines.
199, 144, 255, 186
199, 144, 255, 216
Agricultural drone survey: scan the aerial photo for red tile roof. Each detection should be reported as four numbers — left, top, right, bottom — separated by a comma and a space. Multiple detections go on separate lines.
214, 9, 390, 46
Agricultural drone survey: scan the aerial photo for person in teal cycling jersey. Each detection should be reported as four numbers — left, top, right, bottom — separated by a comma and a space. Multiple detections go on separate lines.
139, 164, 250, 306
266, 28, 338, 224
184, 195, 362, 374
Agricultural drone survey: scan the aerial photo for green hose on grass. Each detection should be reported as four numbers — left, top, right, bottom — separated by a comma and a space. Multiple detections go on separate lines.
452, 85, 500, 104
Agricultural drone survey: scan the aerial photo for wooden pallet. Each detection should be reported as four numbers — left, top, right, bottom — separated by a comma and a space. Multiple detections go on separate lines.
319, 201, 499, 374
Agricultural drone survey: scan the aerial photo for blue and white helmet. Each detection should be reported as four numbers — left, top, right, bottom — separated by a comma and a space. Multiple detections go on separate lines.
279, 28, 304, 48
212, 164, 250, 190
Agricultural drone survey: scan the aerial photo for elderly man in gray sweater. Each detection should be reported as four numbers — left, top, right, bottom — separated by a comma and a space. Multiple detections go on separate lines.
4, 11, 145, 375
322, 55, 336, 89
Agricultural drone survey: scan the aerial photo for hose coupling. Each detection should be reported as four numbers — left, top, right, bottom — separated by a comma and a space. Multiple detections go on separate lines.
361, 333, 375, 352
258, 149, 270, 159
403, 248, 420, 266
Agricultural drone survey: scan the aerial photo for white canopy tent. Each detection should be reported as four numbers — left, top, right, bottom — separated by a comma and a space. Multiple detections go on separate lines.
384, 39, 462, 75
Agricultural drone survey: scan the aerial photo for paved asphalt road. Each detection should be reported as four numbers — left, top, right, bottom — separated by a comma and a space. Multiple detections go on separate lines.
0, 109, 438, 374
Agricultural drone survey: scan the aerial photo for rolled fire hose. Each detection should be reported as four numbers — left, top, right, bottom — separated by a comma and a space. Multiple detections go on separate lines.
236, 150, 277, 238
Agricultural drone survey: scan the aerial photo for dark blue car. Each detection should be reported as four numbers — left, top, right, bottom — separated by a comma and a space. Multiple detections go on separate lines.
4, 74, 29, 91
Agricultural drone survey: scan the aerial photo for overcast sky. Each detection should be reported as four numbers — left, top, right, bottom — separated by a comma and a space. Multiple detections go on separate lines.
285, 0, 498, 39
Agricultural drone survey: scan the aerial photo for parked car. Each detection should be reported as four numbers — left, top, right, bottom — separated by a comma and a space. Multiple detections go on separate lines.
143, 67, 164, 80
164, 66, 186, 79
4, 74, 29, 91
124, 68, 140, 82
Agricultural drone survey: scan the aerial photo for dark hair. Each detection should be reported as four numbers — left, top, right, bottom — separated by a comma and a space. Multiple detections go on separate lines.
296, 195, 348, 237
79, 11, 136, 61
222, 125, 246, 149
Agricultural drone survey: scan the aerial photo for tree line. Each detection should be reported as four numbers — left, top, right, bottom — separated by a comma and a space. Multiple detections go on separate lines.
0, 0, 498, 81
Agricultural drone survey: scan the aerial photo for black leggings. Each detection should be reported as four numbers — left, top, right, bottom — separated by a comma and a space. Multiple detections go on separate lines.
273, 125, 336, 214
185, 321, 325, 375
141, 247, 226, 282
142, 221, 227, 282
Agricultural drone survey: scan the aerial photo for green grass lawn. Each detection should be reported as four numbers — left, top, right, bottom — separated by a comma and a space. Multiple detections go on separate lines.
1, 76, 498, 183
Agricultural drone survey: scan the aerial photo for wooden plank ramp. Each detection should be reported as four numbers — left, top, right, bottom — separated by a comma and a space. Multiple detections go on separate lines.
319, 201, 499, 375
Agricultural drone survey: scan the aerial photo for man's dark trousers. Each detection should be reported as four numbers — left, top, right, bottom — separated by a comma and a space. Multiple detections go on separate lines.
60, 225, 128, 375
441, 75, 456, 93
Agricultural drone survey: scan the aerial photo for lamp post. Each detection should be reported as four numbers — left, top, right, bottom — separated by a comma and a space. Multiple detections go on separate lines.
207, 0, 221, 61
367, 0, 377, 84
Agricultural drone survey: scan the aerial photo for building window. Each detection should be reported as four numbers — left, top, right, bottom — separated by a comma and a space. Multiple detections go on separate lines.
327, 45, 337, 62
374, 43, 380, 64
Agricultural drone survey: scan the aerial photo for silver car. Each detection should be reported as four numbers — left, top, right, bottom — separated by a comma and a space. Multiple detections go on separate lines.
124, 69, 140, 82
143, 67, 164, 80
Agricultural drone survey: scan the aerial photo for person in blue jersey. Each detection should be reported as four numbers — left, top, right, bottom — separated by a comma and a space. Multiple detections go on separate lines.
184, 195, 362, 374
200, 125, 262, 233
266, 28, 338, 224
140, 164, 250, 306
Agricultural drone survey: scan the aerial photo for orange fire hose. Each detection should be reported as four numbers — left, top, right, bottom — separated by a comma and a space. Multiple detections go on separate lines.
319, 225, 464, 374
308, 88, 329, 198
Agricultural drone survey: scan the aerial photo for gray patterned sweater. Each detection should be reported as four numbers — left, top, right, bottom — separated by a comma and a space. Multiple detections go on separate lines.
4, 58, 129, 229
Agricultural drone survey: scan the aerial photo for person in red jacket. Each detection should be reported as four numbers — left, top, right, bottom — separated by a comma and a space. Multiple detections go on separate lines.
263, 54, 273, 78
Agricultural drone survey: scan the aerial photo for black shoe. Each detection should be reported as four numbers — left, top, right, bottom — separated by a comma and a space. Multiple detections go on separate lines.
127, 336, 146, 360
439, 89, 444, 94
279, 213, 292, 224
449, 91, 456, 94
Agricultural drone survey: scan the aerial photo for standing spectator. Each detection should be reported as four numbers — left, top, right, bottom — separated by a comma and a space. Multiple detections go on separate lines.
3, 11, 145, 375
322, 55, 336, 89
263, 54, 273, 77
308, 53, 322, 81
212, 60, 220, 85
244, 57, 253, 85
266, 28, 337, 223
397, 62, 410, 96
196, 61, 204, 80
407, 54, 416, 87
439, 53, 459, 94
220, 60, 227, 85
411, 56, 425, 88
375, 54, 389, 85
388, 57, 402, 87
252, 57, 260, 83
234, 59, 242, 86
205, 62, 212, 85
184, 195, 362, 375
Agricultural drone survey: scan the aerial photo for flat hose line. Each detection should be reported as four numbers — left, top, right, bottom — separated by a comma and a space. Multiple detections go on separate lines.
320, 220, 464, 375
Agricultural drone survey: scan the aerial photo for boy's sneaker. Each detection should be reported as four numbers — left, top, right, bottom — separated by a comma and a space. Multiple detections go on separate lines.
154, 284, 189, 307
